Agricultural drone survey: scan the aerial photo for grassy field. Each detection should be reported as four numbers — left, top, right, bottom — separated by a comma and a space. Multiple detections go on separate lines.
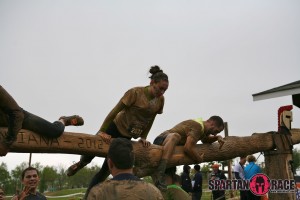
4, 183, 241, 200
44, 188, 86, 200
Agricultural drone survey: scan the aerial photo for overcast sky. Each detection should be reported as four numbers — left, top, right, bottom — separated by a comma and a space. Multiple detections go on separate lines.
1, 0, 300, 171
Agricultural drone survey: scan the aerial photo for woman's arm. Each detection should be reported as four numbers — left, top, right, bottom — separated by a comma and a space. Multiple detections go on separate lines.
97, 101, 126, 143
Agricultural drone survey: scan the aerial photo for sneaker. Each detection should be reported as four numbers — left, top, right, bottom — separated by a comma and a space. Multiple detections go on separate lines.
1, 137, 17, 156
0, 142, 9, 156
67, 161, 86, 176
4, 136, 16, 147
59, 115, 84, 126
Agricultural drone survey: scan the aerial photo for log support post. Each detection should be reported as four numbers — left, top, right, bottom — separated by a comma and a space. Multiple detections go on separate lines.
264, 108, 296, 200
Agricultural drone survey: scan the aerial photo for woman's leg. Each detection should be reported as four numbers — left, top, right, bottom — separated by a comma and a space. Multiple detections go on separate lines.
22, 111, 84, 138
83, 122, 131, 198
83, 158, 110, 199
22, 111, 65, 138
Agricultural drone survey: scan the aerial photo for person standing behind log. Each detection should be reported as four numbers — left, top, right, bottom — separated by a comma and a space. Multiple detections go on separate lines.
181, 165, 192, 194
67, 65, 169, 197
244, 155, 261, 200
163, 168, 191, 200
0, 85, 84, 156
210, 164, 227, 200
192, 164, 202, 200
153, 116, 225, 189
11, 167, 46, 200
87, 138, 164, 200
233, 156, 247, 200
0, 187, 5, 200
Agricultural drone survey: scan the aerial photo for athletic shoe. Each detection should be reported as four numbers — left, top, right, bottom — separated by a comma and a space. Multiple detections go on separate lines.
59, 115, 84, 126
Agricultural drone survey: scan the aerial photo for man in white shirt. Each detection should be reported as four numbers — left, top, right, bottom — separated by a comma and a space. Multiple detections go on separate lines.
233, 156, 247, 200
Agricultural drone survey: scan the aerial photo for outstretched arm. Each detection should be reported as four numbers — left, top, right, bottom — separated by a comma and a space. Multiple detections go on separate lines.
97, 101, 126, 143
138, 117, 156, 147
202, 135, 225, 149
184, 136, 204, 163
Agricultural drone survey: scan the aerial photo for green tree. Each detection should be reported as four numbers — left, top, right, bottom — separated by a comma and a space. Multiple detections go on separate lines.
67, 165, 100, 188
31, 162, 43, 173
0, 162, 11, 193
40, 166, 58, 192
11, 162, 29, 192
56, 165, 67, 190
292, 148, 300, 172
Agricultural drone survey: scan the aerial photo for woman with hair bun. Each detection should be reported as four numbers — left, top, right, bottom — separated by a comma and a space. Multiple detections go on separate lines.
67, 65, 169, 197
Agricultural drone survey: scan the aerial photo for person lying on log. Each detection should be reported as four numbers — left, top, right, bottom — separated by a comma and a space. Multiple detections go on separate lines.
153, 116, 225, 190
0, 85, 84, 156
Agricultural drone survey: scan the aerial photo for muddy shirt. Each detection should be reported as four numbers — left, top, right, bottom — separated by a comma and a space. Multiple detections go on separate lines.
157, 119, 206, 145
114, 87, 164, 139
87, 173, 164, 200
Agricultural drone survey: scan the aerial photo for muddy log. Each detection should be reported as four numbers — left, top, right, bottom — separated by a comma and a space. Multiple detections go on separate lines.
1, 128, 300, 177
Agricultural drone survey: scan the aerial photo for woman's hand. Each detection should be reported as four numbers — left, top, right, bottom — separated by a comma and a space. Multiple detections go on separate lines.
138, 138, 151, 147
98, 132, 112, 144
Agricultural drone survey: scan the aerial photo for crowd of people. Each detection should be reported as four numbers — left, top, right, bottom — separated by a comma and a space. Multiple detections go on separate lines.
0, 66, 264, 200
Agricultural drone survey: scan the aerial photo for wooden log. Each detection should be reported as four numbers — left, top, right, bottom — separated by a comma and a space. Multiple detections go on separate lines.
1, 128, 300, 177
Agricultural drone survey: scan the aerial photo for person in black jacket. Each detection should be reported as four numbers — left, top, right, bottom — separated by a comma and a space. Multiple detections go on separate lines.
180, 165, 192, 194
209, 164, 226, 200
192, 164, 202, 200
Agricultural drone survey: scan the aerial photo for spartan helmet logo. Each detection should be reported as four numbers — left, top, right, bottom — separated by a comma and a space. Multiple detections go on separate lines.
255, 176, 265, 193
250, 173, 270, 196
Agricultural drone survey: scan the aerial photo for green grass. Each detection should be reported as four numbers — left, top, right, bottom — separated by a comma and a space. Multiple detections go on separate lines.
45, 188, 86, 196
3, 183, 241, 200
44, 188, 86, 200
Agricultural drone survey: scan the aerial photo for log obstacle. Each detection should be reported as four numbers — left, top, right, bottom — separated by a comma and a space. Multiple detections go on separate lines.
1, 128, 300, 177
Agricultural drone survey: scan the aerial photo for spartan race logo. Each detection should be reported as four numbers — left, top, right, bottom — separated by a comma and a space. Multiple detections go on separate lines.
208, 173, 296, 195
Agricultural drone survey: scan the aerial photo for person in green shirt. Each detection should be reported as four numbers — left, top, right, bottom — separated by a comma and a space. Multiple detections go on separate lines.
163, 168, 191, 200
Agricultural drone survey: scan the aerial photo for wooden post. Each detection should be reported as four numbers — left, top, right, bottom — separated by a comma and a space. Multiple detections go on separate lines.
224, 122, 234, 198
29, 153, 32, 167
264, 128, 296, 200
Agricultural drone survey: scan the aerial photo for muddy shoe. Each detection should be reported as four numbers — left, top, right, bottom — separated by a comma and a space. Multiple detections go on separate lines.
0, 137, 15, 156
0, 142, 9, 156
4, 136, 16, 146
67, 161, 87, 176
59, 115, 84, 126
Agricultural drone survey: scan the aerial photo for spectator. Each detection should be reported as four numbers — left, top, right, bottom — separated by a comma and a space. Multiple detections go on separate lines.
0, 188, 5, 200
233, 156, 247, 200
209, 164, 226, 200
163, 169, 190, 200
192, 164, 202, 200
87, 138, 164, 200
12, 167, 46, 200
181, 165, 192, 194
244, 155, 261, 200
